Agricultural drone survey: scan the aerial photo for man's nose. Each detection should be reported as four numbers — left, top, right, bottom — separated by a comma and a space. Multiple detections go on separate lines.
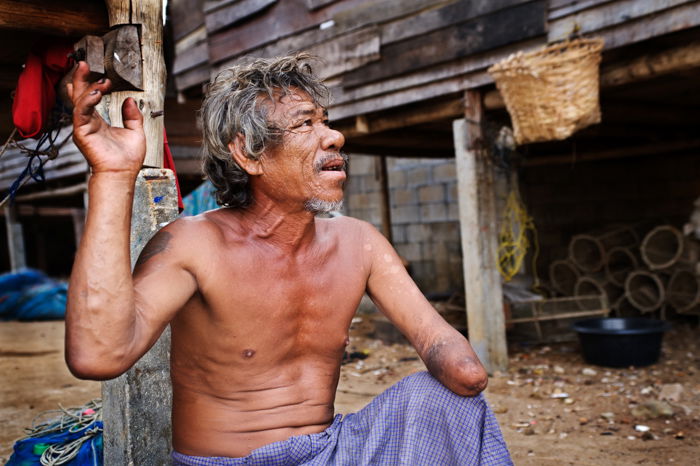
321, 126, 345, 151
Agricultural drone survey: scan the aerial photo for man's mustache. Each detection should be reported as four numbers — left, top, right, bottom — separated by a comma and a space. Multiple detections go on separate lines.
314, 152, 349, 173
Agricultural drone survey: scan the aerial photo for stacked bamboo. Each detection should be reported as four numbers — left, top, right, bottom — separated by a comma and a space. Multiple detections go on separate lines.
549, 224, 700, 316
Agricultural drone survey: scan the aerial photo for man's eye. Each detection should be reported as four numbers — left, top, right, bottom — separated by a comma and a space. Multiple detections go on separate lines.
304, 119, 313, 126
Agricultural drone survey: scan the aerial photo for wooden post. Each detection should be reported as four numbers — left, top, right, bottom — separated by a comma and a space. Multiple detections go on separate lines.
3, 204, 26, 271
453, 90, 508, 373
105, 0, 165, 168
101, 2, 175, 465
375, 156, 393, 243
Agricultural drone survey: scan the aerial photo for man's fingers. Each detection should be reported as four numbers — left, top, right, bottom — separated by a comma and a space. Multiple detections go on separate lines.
66, 82, 73, 100
121, 98, 144, 131
71, 62, 112, 104
73, 76, 112, 125
71, 62, 93, 99
72, 90, 108, 133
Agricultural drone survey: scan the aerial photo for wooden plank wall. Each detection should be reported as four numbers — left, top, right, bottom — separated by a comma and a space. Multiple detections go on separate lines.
169, 0, 700, 123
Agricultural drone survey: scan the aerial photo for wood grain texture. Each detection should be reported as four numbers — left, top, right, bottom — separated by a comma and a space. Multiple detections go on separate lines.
453, 93, 508, 373
173, 40, 209, 74
548, 0, 695, 41
0, 0, 108, 36
335, 97, 463, 138
103, 26, 143, 91
205, 0, 277, 33
548, 0, 615, 19
174, 65, 211, 91
106, 0, 166, 168
342, 1, 546, 88
592, 2, 700, 50
171, 0, 206, 40
602, 40, 700, 87
305, 0, 339, 10
307, 26, 380, 79
379, 0, 531, 46
207, 0, 367, 64
329, 38, 543, 109
330, 70, 491, 122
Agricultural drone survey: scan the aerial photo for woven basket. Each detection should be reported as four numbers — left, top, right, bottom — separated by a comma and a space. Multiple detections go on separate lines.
488, 38, 604, 145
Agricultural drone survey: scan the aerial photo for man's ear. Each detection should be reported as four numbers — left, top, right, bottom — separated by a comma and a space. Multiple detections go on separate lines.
228, 134, 263, 176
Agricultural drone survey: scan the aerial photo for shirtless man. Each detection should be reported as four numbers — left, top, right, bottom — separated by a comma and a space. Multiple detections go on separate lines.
65, 54, 511, 464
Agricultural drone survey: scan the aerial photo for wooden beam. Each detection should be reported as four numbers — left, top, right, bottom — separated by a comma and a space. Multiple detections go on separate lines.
380, 0, 532, 47
0, 205, 84, 217
171, 0, 205, 40
13, 182, 86, 202
205, 0, 277, 33
551, 1, 700, 48
3, 204, 26, 271
548, 0, 616, 20
0, 0, 108, 36
331, 70, 491, 122
342, 1, 546, 88
548, 0, 695, 41
453, 90, 508, 373
375, 157, 393, 244
106, 0, 165, 168
207, 0, 367, 65
336, 97, 463, 138
521, 139, 700, 167
602, 40, 700, 88
329, 37, 544, 109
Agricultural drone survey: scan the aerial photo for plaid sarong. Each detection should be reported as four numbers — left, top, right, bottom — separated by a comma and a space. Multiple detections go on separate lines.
172, 371, 512, 465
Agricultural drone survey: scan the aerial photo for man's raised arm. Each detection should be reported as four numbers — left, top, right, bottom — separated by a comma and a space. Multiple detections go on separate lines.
362, 222, 488, 396
65, 62, 196, 380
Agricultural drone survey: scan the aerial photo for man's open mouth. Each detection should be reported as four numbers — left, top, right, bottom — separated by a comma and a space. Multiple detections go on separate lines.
320, 159, 346, 172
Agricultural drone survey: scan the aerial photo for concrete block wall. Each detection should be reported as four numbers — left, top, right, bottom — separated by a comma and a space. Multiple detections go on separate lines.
344, 150, 700, 296
343, 154, 463, 295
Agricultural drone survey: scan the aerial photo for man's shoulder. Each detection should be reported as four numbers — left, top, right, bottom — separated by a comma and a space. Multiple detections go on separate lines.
321, 214, 373, 230
320, 215, 381, 238
161, 209, 232, 247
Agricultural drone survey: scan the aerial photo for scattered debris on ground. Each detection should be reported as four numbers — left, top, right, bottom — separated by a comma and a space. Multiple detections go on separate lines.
2, 318, 698, 465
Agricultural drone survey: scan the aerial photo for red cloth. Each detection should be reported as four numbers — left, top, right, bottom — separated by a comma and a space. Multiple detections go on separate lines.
163, 129, 184, 212
13, 40, 184, 212
12, 40, 74, 138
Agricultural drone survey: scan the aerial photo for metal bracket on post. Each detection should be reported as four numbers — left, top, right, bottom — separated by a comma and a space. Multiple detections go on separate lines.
73, 25, 143, 92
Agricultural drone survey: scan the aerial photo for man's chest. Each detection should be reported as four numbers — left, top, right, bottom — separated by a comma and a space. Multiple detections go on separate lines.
194, 242, 368, 330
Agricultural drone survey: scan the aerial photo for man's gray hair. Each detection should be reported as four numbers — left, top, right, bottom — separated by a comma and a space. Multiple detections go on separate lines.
200, 53, 329, 208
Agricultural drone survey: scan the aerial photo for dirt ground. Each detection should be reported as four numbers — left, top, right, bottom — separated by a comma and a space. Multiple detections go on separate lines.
1, 318, 699, 464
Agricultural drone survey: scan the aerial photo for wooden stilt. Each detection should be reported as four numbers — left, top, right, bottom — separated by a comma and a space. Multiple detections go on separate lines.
4, 204, 26, 271
375, 156, 393, 243
100, 2, 174, 465
453, 89, 508, 373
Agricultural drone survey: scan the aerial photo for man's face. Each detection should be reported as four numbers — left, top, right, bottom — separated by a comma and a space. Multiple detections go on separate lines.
257, 88, 347, 213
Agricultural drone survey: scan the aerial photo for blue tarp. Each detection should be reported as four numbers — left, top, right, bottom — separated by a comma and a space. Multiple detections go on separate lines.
181, 180, 219, 217
6, 421, 103, 466
0, 269, 67, 321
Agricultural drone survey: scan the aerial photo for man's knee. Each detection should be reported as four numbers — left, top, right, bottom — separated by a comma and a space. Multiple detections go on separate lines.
400, 371, 487, 413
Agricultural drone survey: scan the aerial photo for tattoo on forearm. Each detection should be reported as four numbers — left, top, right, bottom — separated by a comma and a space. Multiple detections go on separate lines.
136, 232, 172, 267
